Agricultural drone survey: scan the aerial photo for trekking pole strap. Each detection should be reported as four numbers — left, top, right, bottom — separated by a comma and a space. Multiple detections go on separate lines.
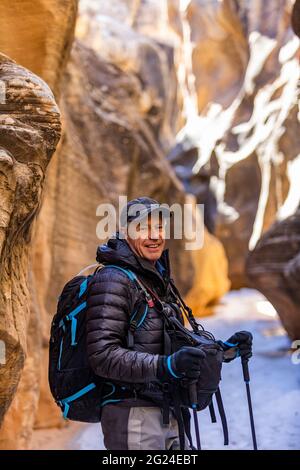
215, 388, 229, 445
209, 401, 217, 423
187, 382, 201, 450
193, 409, 201, 450
173, 389, 186, 450
182, 408, 195, 450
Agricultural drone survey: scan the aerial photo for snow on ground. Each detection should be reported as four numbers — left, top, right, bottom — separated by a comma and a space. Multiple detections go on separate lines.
33, 289, 300, 450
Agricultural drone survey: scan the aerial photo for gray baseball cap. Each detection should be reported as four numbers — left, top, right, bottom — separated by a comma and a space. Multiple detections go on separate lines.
120, 197, 171, 227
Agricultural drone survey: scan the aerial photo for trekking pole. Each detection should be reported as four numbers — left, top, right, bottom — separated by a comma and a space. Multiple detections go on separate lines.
190, 382, 201, 450
241, 358, 258, 450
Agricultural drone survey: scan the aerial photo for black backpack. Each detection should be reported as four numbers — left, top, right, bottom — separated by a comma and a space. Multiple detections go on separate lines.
49, 264, 256, 450
48, 262, 223, 421
48, 264, 145, 422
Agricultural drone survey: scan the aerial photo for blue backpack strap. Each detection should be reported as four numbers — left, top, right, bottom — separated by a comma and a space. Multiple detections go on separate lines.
100, 382, 122, 407
59, 300, 87, 346
57, 336, 64, 371
67, 301, 87, 346
102, 264, 137, 282
59, 382, 97, 419
79, 278, 88, 298
58, 277, 89, 351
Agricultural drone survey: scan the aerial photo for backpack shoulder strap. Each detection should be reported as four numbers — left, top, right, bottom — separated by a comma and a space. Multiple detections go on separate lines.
99, 264, 152, 348
101, 264, 153, 306
101, 264, 137, 282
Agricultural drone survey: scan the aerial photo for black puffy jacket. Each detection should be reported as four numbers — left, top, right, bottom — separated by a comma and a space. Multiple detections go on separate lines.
86, 235, 184, 391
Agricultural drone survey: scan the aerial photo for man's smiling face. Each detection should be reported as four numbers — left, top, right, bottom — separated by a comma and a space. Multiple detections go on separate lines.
125, 213, 166, 262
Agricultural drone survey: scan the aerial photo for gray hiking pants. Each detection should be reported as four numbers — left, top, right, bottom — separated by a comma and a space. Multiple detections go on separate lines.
101, 402, 189, 450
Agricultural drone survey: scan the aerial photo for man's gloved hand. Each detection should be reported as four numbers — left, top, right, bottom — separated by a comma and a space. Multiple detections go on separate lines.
157, 346, 207, 381
218, 331, 253, 363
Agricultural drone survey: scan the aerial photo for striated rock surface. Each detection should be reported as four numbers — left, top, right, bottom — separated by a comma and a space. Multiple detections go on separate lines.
0, 0, 78, 97
0, 0, 77, 448
187, 0, 249, 112
168, 0, 300, 288
0, 53, 61, 447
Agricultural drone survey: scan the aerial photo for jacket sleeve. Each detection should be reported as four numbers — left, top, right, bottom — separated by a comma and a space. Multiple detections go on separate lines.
86, 268, 159, 383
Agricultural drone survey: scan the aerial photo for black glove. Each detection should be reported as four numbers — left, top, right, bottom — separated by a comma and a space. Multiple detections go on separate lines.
218, 331, 253, 363
157, 346, 207, 381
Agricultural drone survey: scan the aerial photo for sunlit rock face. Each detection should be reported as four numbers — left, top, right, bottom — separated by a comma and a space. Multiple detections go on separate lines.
246, 0, 300, 341
0, 0, 78, 97
187, 0, 249, 112
0, 53, 61, 448
168, 0, 300, 288
77, 0, 183, 149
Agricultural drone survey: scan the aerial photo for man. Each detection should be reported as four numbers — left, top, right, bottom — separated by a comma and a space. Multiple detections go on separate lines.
86, 197, 252, 450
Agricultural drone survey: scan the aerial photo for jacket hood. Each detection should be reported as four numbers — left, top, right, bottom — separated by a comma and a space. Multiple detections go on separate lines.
96, 233, 171, 288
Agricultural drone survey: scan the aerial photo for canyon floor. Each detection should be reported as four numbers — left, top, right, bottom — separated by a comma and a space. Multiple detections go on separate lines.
31, 289, 300, 450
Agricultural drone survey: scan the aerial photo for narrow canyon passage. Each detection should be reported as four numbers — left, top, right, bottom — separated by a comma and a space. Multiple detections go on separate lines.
1, 0, 299, 452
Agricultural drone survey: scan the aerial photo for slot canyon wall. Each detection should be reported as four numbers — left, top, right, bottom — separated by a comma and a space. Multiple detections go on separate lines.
0, 0, 78, 448
0, 0, 299, 449
246, 0, 300, 341
167, 0, 300, 338
168, 0, 300, 289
